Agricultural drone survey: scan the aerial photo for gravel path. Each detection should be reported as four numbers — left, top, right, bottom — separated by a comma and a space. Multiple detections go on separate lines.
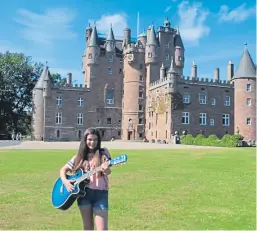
0, 140, 219, 150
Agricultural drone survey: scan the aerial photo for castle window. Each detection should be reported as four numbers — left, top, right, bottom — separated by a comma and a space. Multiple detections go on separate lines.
140, 75, 143, 81
210, 119, 215, 126
246, 98, 251, 106
108, 67, 112, 74
88, 53, 92, 59
211, 98, 216, 106
78, 97, 83, 106
156, 113, 158, 125
56, 130, 60, 138
118, 119, 121, 125
139, 118, 143, 124
182, 112, 189, 124
165, 53, 169, 60
149, 123, 151, 129
148, 53, 152, 58
222, 114, 230, 126
107, 118, 112, 124
199, 113, 207, 125
118, 131, 121, 136
56, 96, 62, 106
166, 112, 168, 124
108, 55, 113, 63
119, 68, 122, 74
224, 96, 230, 106
78, 130, 82, 140
139, 104, 143, 111
56, 113, 62, 124
199, 93, 206, 104
183, 93, 190, 104
246, 118, 251, 125
97, 119, 101, 125
246, 84, 251, 92
139, 91, 143, 98
77, 113, 83, 125
106, 89, 115, 104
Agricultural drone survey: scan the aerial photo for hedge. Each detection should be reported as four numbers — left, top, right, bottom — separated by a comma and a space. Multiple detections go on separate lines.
180, 133, 244, 147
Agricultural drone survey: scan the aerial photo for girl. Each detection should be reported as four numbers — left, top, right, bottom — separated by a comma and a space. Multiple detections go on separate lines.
60, 127, 111, 230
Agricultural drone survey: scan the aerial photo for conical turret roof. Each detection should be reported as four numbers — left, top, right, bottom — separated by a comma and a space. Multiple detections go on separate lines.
34, 65, 52, 89
146, 25, 157, 46
88, 26, 98, 47
107, 25, 115, 41
233, 44, 256, 79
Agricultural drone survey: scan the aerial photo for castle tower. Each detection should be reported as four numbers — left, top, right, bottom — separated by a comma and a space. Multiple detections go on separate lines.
174, 28, 185, 75
232, 44, 256, 142
84, 25, 100, 87
122, 33, 146, 140
32, 65, 52, 141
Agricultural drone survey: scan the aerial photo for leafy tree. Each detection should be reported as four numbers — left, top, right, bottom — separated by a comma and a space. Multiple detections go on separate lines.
0, 51, 43, 135
51, 73, 67, 87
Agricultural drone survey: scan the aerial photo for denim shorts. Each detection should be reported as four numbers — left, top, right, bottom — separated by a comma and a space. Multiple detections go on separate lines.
77, 188, 108, 211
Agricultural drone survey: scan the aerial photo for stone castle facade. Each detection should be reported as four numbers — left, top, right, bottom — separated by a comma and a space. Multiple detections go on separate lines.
31, 19, 256, 143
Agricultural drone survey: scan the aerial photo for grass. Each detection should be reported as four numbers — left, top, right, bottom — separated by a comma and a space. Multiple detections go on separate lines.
0, 148, 256, 230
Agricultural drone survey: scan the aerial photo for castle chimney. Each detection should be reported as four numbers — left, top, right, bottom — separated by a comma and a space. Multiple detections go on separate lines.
67, 73, 72, 85
227, 61, 234, 82
191, 60, 197, 79
160, 63, 165, 79
214, 68, 220, 82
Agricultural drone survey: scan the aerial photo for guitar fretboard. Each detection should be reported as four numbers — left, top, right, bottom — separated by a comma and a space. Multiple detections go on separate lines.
76, 163, 108, 184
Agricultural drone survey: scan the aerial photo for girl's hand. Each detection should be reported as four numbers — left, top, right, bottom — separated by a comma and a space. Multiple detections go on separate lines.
64, 179, 76, 192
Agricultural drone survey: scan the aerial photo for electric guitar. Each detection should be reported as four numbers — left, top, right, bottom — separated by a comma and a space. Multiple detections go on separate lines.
51, 154, 128, 210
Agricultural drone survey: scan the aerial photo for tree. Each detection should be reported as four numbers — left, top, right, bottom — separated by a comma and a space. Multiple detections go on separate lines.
0, 51, 43, 135
52, 73, 67, 87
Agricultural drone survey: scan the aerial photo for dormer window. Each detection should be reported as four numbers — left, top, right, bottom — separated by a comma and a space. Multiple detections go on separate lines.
88, 53, 92, 59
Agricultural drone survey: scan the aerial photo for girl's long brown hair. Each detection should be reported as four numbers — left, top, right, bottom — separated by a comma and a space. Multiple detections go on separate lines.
73, 127, 105, 178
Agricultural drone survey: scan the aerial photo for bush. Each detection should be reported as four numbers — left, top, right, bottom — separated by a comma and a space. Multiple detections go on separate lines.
180, 133, 244, 147
180, 134, 194, 145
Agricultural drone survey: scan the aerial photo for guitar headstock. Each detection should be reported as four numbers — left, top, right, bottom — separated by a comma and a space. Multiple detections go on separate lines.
109, 154, 128, 166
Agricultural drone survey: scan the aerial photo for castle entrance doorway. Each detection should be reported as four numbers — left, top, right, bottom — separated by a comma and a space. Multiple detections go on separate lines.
127, 131, 133, 140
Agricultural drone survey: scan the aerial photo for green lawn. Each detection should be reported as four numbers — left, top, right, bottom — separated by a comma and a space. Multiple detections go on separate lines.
0, 148, 255, 230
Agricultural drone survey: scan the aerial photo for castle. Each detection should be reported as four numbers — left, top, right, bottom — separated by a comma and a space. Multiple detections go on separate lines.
31, 19, 256, 144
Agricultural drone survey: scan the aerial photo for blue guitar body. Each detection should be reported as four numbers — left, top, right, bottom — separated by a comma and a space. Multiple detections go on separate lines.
51, 154, 128, 211
51, 169, 89, 210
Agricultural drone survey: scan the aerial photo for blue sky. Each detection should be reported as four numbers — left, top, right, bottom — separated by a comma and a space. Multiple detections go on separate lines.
0, 0, 256, 84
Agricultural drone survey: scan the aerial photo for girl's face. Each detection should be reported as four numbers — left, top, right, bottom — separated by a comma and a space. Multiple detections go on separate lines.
86, 134, 98, 151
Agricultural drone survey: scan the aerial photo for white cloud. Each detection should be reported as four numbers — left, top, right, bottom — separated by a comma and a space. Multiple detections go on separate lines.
165, 6, 172, 13
13, 8, 77, 45
177, 1, 210, 46
218, 3, 256, 23
89, 13, 128, 38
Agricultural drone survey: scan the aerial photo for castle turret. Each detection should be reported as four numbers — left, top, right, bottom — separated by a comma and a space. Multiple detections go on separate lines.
105, 25, 116, 53
123, 27, 131, 48
232, 43, 256, 143
167, 58, 177, 93
122, 28, 146, 141
227, 60, 234, 82
163, 17, 171, 28
174, 28, 185, 74
32, 65, 52, 141
86, 23, 92, 45
145, 25, 158, 64
86, 25, 100, 87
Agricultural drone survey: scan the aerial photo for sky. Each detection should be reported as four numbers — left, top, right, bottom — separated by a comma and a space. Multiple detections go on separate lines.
0, 0, 256, 84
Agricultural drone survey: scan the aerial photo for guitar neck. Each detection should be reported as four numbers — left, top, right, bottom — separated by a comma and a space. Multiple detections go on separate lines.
77, 162, 108, 184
